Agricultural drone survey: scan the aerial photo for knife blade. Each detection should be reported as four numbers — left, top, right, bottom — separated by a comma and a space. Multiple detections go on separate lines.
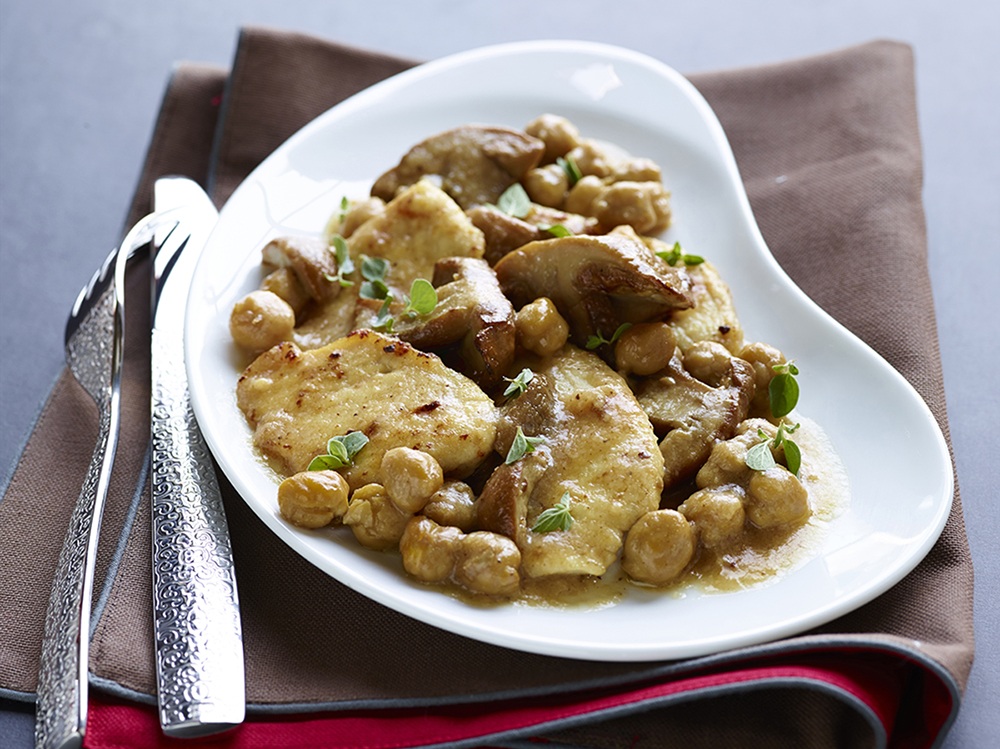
149, 176, 245, 737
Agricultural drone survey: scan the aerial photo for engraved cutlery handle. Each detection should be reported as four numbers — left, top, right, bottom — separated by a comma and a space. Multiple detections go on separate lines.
150, 327, 245, 736
35, 402, 117, 749
36, 223, 138, 749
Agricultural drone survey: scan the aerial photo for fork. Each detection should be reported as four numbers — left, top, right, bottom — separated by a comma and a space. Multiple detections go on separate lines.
34, 211, 182, 749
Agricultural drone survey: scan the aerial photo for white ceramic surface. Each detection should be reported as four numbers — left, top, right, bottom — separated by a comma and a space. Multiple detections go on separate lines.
184, 41, 953, 661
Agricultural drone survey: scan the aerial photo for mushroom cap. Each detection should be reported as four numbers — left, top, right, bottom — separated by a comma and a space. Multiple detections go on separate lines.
261, 236, 341, 304
494, 232, 693, 348
634, 348, 756, 489
392, 257, 516, 389
371, 125, 545, 210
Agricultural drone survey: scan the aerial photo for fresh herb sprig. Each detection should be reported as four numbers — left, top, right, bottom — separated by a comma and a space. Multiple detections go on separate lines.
308, 432, 369, 471
768, 361, 800, 418
745, 422, 802, 476
556, 154, 582, 187
531, 492, 574, 533
502, 368, 535, 399
496, 183, 532, 218
359, 255, 391, 300
586, 322, 632, 350
656, 241, 704, 267
542, 224, 572, 238
325, 234, 355, 287
505, 426, 545, 465
358, 256, 437, 332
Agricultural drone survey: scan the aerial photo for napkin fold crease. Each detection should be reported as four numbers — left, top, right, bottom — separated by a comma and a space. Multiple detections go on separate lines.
0, 25, 973, 749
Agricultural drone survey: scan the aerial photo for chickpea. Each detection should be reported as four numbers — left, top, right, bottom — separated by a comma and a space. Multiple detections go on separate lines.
684, 342, 736, 388
524, 114, 581, 162
399, 516, 463, 582
696, 420, 777, 489
594, 181, 671, 235
746, 467, 810, 528
611, 157, 662, 184
422, 480, 478, 531
454, 531, 521, 597
696, 438, 752, 490
261, 267, 310, 315
515, 297, 569, 356
343, 483, 410, 551
739, 342, 787, 418
563, 175, 605, 216
523, 164, 568, 208
679, 488, 746, 550
229, 290, 295, 352
614, 322, 676, 376
380, 447, 444, 514
622, 510, 696, 586
566, 141, 614, 179
276, 470, 350, 529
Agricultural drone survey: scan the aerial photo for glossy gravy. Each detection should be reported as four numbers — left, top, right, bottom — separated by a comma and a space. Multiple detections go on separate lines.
437, 417, 848, 609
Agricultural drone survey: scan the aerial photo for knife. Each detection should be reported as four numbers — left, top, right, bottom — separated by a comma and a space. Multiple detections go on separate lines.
149, 177, 245, 736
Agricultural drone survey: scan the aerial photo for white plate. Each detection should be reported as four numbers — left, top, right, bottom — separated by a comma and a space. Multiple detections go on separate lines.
185, 41, 953, 662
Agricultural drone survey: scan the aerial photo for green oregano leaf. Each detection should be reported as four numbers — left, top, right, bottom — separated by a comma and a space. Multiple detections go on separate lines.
655, 241, 704, 267
496, 183, 532, 218
585, 322, 632, 350
505, 426, 545, 465
782, 437, 802, 476
745, 440, 776, 471
543, 224, 572, 238
531, 492, 574, 533
768, 362, 800, 418
502, 368, 535, 399
327, 234, 355, 287
404, 278, 438, 317
556, 155, 582, 186
308, 431, 369, 471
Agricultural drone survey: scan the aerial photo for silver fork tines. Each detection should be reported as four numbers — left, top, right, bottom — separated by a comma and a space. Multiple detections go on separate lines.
35, 212, 179, 749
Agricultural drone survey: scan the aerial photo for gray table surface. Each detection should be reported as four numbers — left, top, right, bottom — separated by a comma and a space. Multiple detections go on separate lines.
1, 1, 997, 746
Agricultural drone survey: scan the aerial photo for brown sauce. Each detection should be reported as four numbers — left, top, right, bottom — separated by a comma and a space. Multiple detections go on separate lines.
427, 416, 848, 608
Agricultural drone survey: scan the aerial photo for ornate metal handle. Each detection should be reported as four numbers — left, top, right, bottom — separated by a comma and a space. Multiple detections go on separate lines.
36, 286, 122, 749
150, 327, 245, 736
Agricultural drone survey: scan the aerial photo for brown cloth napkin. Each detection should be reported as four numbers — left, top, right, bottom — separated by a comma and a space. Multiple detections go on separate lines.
0, 26, 973, 747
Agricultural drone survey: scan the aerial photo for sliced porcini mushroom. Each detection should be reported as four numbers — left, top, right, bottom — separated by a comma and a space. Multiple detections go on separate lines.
633, 343, 756, 489
391, 257, 516, 389
467, 204, 600, 266
493, 232, 693, 349
477, 345, 663, 578
466, 206, 545, 266
261, 236, 341, 305
371, 125, 545, 210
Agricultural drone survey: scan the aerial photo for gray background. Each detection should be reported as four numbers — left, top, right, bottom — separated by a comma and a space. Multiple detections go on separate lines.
1, 1, 997, 746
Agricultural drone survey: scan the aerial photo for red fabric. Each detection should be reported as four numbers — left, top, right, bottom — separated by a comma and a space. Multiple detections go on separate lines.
83, 650, 952, 749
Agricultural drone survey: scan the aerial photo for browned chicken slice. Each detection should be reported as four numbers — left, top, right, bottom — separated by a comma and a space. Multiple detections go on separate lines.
236, 330, 498, 489
494, 232, 693, 349
391, 257, 515, 389
349, 180, 485, 294
633, 344, 756, 489
477, 346, 663, 578
665, 261, 745, 355
294, 181, 486, 350
371, 125, 545, 209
